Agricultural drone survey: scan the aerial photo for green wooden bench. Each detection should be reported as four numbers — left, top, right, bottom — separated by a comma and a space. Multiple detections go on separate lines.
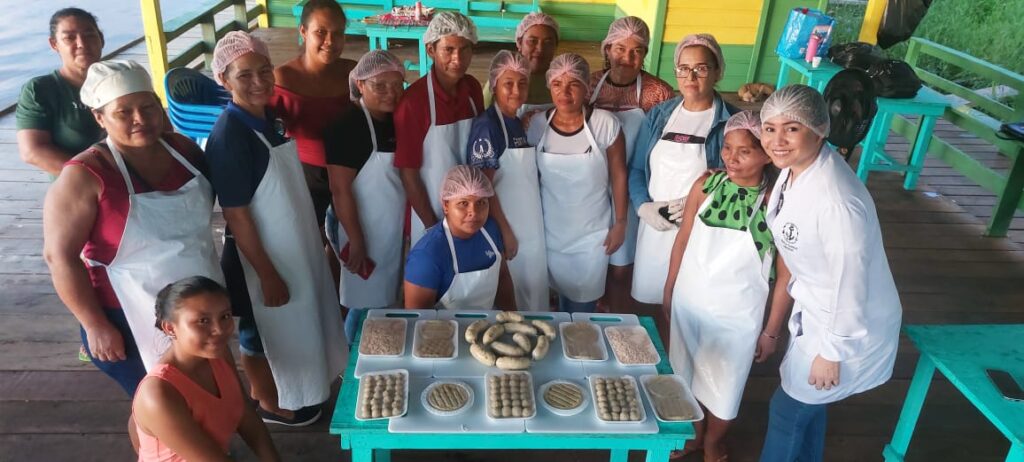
890, 37, 1024, 237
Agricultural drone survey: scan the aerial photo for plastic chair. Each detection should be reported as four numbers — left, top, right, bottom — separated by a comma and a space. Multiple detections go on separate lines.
163, 68, 229, 142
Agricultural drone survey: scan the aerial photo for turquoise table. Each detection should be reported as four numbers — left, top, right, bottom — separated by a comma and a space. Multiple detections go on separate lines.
855, 87, 951, 189
774, 55, 843, 92
365, 24, 432, 76
330, 314, 695, 462
884, 324, 1024, 461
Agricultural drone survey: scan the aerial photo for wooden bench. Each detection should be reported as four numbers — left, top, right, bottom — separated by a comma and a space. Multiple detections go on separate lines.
889, 38, 1024, 237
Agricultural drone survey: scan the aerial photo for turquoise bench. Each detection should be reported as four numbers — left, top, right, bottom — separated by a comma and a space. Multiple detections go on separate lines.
330, 313, 695, 462
884, 324, 1024, 462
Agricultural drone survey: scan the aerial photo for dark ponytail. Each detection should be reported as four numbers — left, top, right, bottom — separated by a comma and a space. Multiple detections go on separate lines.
154, 276, 229, 329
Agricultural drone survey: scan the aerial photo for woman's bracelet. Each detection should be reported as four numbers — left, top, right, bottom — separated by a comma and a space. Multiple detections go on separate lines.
761, 332, 780, 340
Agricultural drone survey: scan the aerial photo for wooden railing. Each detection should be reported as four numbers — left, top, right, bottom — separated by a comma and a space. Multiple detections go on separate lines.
142, 0, 268, 102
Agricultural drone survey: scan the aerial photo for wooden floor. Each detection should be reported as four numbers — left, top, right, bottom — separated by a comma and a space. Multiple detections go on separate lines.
2, 27, 1023, 461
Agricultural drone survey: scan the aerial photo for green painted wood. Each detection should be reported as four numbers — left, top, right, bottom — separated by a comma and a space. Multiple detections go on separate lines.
329, 313, 694, 456
164, 0, 235, 40
646, 0, 668, 78
905, 38, 1024, 92
748, 0, 826, 85
913, 68, 1015, 122
884, 355, 936, 462
654, 43, 753, 92
988, 153, 1024, 237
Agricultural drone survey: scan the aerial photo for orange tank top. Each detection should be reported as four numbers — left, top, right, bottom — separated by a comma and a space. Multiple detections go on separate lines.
134, 358, 244, 462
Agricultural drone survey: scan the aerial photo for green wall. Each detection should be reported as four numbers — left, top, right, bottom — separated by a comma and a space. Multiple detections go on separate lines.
655, 43, 754, 92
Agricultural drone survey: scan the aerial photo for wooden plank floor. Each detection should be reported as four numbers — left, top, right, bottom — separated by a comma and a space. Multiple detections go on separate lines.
1, 27, 1023, 462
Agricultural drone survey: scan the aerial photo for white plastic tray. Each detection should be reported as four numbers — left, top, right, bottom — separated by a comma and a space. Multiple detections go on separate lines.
412, 319, 459, 360
525, 375, 658, 434
570, 312, 640, 326
559, 321, 609, 362
639, 374, 704, 423
421, 380, 474, 417
357, 318, 408, 358
484, 371, 537, 421
354, 369, 409, 421
538, 379, 589, 416
389, 377, 526, 434
355, 310, 436, 378
604, 325, 661, 367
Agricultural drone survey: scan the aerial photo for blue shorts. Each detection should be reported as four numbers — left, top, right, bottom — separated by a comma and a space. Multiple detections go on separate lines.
222, 235, 264, 356
80, 308, 147, 396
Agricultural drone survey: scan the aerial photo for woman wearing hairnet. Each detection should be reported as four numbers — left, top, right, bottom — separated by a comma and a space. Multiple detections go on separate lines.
662, 111, 788, 461
483, 13, 560, 113
466, 51, 549, 310
759, 85, 901, 462
527, 53, 628, 313
394, 12, 485, 247
404, 165, 516, 309
205, 32, 347, 427
630, 33, 739, 307
323, 51, 407, 339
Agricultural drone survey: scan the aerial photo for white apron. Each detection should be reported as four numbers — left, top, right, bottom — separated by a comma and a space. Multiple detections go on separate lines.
536, 110, 611, 303
237, 132, 347, 410
591, 71, 644, 266
409, 71, 478, 247
85, 137, 224, 371
492, 111, 549, 311
631, 105, 708, 303
437, 219, 502, 309
670, 187, 771, 420
332, 102, 406, 308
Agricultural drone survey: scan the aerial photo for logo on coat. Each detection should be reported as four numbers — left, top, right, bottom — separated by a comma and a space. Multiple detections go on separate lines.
781, 222, 799, 249
471, 138, 495, 161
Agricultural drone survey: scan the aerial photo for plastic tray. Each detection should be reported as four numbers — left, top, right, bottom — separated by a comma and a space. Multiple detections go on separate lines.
358, 318, 408, 358
389, 377, 526, 433
604, 325, 661, 367
421, 380, 474, 417
485, 371, 537, 420
538, 379, 588, 417
639, 374, 704, 423
355, 310, 436, 378
525, 375, 658, 434
588, 374, 647, 424
354, 369, 409, 421
559, 321, 609, 362
412, 319, 459, 360
571, 312, 640, 326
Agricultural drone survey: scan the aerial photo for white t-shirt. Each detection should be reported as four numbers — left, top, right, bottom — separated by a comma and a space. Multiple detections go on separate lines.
647, 104, 716, 201
664, 104, 715, 140
526, 107, 622, 155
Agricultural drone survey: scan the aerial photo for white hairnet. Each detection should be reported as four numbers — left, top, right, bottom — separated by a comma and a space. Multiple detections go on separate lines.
761, 84, 831, 138
441, 165, 494, 201
423, 11, 478, 45
601, 16, 650, 60
212, 31, 271, 85
488, 50, 529, 90
515, 12, 559, 43
724, 110, 762, 140
674, 33, 724, 77
545, 53, 590, 94
349, 50, 406, 101
80, 60, 153, 109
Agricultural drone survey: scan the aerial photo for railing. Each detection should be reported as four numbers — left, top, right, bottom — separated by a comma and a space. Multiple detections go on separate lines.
142, 0, 268, 102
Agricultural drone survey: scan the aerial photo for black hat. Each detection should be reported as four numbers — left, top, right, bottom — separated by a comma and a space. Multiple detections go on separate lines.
823, 69, 878, 160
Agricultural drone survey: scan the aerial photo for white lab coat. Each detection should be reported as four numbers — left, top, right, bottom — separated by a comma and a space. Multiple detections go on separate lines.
766, 146, 902, 405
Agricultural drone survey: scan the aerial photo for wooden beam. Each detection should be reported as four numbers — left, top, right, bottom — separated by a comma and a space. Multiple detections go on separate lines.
256, 0, 269, 28
858, 0, 887, 44
140, 0, 169, 104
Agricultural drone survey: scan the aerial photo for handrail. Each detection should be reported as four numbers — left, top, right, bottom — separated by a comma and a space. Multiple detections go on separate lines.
906, 38, 1024, 96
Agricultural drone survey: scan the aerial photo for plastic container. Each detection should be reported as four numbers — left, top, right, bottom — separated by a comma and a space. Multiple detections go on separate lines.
805, 33, 822, 63
604, 325, 661, 367
559, 321, 609, 362
485, 371, 537, 420
358, 318, 408, 358
421, 380, 474, 417
412, 319, 459, 360
538, 379, 588, 416
639, 374, 704, 423
588, 374, 646, 424
355, 369, 409, 421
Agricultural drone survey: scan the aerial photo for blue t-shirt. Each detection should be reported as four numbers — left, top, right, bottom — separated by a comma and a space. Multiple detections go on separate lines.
465, 105, 529, 170
404, 217, 505, 302
205, 102, 288, 208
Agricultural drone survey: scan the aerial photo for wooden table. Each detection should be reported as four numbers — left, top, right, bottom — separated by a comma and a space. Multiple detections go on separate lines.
365, 24, 432, 76
329, 314, 695, 462
884, 324, 1024, 461
855, 87, 951, 189
774, 55, 843, 92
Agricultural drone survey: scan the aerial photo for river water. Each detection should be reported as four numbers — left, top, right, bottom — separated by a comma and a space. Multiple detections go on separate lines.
0, 0, 205, 109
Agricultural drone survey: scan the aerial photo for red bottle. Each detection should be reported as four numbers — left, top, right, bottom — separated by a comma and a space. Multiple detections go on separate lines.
805, 34, 822, 63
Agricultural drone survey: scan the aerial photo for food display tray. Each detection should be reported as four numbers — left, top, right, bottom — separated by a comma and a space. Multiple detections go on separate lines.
389, 377, 526, 434
412, 319, 459, 361
354, 369, 409, 421
570, 312, 640, 326
639, 374, 704, 423
525, 375, 658, 434
355, 309, 437, 378
567, 314, 658, 377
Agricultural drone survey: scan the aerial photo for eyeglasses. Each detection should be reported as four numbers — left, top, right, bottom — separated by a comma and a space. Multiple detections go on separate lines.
674, 64, 713, 79
364, 79, 404, 95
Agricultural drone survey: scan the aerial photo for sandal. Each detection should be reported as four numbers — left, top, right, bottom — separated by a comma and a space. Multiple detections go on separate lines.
78, 345, 91, 362
670, 445, 702, 460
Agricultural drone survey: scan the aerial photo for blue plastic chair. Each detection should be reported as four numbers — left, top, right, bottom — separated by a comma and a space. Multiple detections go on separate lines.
163, 68, 229, 142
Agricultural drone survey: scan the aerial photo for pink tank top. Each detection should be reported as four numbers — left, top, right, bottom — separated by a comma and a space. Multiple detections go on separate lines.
134, 358, 244, 461
271, 85, 349, 167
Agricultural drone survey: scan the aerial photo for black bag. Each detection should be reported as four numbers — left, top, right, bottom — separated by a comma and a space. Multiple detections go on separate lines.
878, 0, 933, 49
998, 122, 1024, 143
828, 41, 888, 71
866, 59, 923, 98
824, 69, 878, 159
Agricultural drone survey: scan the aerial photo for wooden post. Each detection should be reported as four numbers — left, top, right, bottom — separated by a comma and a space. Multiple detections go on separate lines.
234, 0, 250, 30
256, 0, 269, 28
140, 0, 169, 104
858, 0, 887, 44
201, 15, 217, 69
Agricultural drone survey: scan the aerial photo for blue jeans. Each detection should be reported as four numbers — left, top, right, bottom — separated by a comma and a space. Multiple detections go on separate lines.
345, 307, 367, 344
79, 309, 147, 396
558, 295, 597, 313
221, 235, 264, 356
760, 387, 827, 462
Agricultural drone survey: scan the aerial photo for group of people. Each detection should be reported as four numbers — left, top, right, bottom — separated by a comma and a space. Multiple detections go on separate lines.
19, 3, 903, 462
